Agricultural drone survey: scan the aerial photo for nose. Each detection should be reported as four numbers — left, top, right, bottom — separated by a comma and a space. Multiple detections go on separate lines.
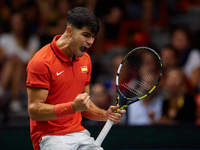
87, 37, 94, 46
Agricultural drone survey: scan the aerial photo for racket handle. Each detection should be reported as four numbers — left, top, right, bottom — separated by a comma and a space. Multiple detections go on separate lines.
94, 119, 114, 147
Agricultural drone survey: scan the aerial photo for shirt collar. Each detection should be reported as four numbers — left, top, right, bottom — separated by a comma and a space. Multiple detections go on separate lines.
50, 35, 79, 62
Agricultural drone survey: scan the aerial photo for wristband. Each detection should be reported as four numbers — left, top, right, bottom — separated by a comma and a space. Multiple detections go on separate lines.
55, 102, 75, 118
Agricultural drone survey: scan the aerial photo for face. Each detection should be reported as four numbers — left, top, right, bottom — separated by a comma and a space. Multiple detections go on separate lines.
166, 69, 184, 93
11, 13, 25, 34
172, 30, 189, 52
90, 83, 109, 109
69, 27, 95, 57
160, 48, 177, 70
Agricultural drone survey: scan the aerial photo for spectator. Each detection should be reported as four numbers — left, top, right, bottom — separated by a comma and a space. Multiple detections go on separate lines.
90, 83, 111, 110
159, 45, 194, 94
159, 67, 196, 125
160, 45, 179, 71
127, 72, 163, 126
159, 45, 179, 91
171, 26, 200, 93
91, 0, 125, 57
94, 49, 127, 102
0, 11, 40, 113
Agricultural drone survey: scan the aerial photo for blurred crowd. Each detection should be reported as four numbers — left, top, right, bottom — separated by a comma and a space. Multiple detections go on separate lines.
0, 0, 200, 126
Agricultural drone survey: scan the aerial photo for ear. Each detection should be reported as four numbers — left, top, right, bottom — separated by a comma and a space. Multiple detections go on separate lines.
66, 26, 73, 37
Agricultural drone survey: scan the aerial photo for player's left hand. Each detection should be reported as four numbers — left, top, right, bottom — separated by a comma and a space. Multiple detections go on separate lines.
106, 105, 126, 124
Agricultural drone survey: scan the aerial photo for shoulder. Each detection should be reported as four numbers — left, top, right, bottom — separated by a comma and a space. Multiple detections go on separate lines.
27, 34, 41, 50
187, 49, 200, 66
0, 33, 14, 43
27, 44, 55, 74
29, 34, 40, 44
0, 33, 12, 38
190, 49, 200, 57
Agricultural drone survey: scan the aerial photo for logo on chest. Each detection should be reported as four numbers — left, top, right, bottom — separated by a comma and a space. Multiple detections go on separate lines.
56, 70, 65, 76
81, 66, 88, 73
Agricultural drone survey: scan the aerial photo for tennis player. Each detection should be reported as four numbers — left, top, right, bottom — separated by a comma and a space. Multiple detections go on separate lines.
26, 7, 125, 150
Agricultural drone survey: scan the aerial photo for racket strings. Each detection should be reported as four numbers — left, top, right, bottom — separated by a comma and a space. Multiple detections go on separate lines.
118, 48, 161, 98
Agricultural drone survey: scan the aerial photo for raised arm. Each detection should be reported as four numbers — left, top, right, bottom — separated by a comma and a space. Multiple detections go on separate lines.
27, 86, 91, 121
81, 85, 126, 124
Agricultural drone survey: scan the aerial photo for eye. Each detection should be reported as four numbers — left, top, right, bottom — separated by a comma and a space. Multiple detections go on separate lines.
83, 33, 90, 38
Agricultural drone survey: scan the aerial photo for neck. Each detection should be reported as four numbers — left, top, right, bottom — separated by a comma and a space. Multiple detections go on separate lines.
56, 33, 74, 61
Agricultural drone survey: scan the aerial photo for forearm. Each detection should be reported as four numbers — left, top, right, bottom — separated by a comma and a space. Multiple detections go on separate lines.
81, 85, 108, 121
81, 101, 108, 122
28, 102, 75, 121
28, 102, 57, 121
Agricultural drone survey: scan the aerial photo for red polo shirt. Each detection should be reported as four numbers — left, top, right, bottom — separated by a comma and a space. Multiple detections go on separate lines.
26, 35, 92, 150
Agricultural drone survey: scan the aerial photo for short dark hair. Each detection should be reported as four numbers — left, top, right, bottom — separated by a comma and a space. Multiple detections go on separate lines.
67, 7, 100, 35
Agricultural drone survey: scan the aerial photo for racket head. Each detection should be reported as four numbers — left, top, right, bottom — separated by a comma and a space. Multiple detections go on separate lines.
116, 47, 163, 109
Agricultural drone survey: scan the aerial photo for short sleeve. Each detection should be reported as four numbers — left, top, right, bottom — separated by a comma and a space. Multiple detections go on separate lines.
26, 59, 51, 90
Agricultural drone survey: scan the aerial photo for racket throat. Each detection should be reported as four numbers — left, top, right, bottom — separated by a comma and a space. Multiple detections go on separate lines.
119, 105, 128, 110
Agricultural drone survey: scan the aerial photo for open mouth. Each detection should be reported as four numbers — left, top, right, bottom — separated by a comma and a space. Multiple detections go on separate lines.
80, 46, 87, 52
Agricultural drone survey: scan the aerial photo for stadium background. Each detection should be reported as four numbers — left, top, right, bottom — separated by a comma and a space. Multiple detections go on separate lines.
0, 0, 200, 149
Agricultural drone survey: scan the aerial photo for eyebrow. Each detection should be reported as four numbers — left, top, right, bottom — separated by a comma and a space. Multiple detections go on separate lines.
83, 32, 91, 35
83, 32, 95, 37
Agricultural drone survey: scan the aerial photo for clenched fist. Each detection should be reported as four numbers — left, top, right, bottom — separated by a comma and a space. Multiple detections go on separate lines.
71, 93, 90, 112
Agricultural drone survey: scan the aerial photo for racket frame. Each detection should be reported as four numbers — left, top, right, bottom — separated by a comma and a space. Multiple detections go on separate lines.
94, 46, 163, 147
116, 46, 163, 109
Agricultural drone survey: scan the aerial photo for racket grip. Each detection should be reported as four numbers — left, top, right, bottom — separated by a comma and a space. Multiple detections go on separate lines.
94, 119, 114, 147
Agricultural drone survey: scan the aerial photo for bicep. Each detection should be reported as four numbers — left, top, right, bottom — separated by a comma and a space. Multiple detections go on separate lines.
27, 87, 48, 105
27, 87, 56, 121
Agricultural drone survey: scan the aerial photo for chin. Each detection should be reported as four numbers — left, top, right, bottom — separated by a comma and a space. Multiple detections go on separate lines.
78, 52, 86, 57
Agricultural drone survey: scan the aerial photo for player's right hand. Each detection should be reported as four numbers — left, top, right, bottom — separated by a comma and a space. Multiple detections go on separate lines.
71, 93, 90, 112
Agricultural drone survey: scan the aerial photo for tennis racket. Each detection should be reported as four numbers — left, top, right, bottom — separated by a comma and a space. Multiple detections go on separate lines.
94, 46, 163, 147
